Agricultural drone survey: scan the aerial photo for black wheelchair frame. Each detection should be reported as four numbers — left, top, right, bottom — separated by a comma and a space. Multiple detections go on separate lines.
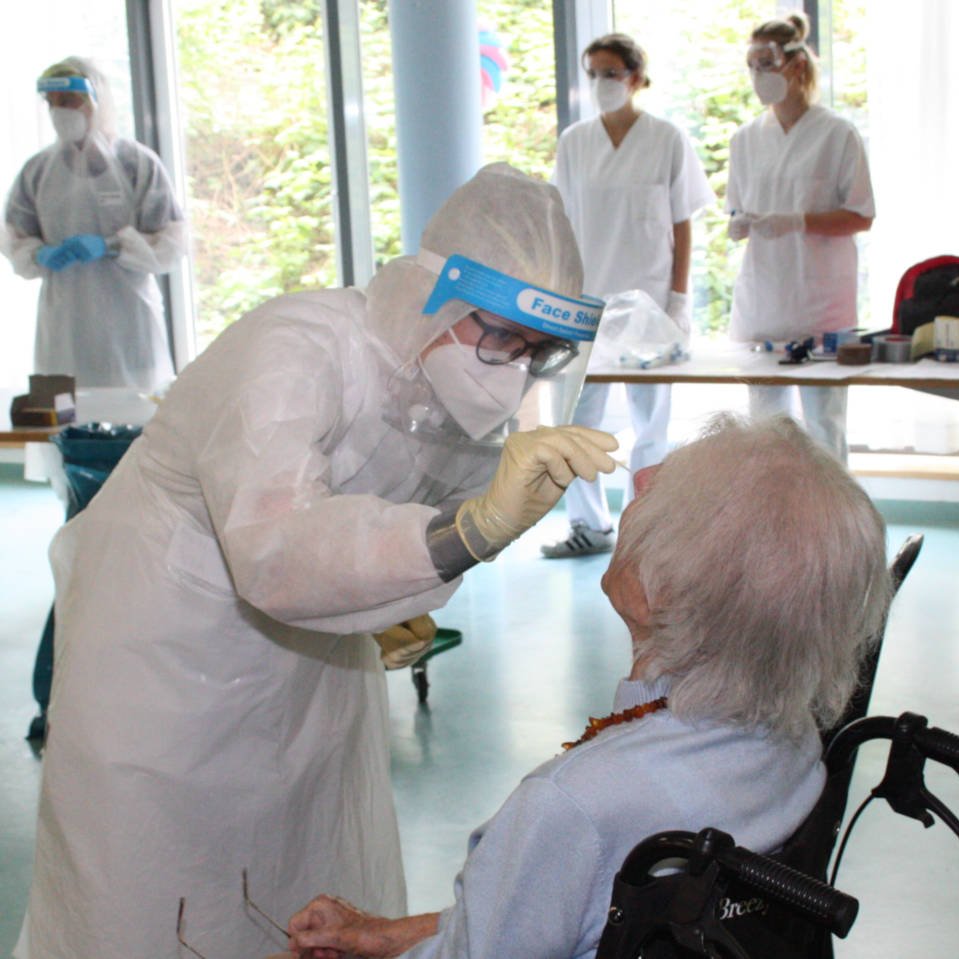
594, 710, 959, 959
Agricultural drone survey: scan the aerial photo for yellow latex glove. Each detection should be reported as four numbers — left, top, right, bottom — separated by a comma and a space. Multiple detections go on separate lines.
456, 425, 619, 560
374, 614, 437, 670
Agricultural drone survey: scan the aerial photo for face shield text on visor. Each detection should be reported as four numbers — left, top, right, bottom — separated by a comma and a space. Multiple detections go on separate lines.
37, 75, 97, 102
418, 251, 603, 436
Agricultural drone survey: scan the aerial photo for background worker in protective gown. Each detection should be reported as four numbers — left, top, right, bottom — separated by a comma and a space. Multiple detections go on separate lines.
2, 56, 186, 390
14, 162, 618, 959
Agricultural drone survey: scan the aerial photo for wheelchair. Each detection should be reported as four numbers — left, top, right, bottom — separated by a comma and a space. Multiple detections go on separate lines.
594, 533, 959, 959
594, 710, 959, 959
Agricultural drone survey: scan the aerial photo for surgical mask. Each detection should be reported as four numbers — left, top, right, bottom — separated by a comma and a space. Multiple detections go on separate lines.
751, 69, 788, 106
50, 107, 89, 142
591, 77, 630, 114
420, 336, 529, 441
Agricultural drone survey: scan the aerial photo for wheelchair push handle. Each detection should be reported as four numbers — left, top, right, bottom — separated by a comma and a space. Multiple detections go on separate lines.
915, 724, 959, 771
620, 829, 858, 939
826, 712, 959, 775
719, 840, 858, 938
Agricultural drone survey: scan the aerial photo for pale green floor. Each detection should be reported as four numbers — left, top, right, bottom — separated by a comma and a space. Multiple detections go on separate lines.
2, 468, 959, 958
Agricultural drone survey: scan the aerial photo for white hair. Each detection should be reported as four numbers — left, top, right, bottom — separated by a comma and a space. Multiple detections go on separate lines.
618, 413, 891, 740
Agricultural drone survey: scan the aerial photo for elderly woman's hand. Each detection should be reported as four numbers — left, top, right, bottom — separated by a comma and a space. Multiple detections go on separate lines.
287, 895, 440, 958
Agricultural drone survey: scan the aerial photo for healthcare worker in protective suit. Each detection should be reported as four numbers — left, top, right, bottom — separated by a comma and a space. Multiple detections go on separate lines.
15, 162, 617, 959
2, 56, 186, 390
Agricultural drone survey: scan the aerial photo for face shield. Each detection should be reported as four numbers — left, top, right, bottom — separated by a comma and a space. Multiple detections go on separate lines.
746, 40, 788, 74
380, 251, 603, 505
416, 250, 602, 435
38, 75, 97, 143
747, 40, 804, 105
37, 74, 98, 103
37, 58, 117, 143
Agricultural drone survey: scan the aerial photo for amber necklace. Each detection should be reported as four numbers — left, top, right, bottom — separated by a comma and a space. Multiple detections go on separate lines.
562, 696, 668, 751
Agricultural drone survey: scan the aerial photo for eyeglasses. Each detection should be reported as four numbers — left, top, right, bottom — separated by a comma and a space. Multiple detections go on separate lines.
747, 55, 782, 73
585, 67, 633, 81
176, 869, 287, 959
747, 41, 786, 73
469, 311, 579, 377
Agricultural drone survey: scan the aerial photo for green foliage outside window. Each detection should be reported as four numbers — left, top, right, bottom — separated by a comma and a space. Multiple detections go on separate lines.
175, 0, 336, 347
174, 0, 865, 348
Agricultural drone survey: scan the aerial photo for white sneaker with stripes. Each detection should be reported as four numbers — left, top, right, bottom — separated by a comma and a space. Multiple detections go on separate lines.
540, 521, 616, 559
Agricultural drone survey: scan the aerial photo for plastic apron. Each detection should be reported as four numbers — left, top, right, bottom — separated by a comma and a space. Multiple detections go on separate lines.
16, 290, 489, 959
22, 140, 174, 389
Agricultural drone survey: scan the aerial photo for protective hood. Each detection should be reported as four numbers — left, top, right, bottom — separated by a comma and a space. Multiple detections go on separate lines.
365, 162, 587, 367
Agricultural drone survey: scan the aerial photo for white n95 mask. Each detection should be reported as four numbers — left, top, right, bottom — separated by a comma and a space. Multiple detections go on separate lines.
751, 70, 788, 106
591, 77, 630, 114
420, 340, 529, 441
50, 107, 89, 143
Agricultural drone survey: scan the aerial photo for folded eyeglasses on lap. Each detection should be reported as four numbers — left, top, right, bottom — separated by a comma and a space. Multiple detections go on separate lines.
177, 869, 287, 959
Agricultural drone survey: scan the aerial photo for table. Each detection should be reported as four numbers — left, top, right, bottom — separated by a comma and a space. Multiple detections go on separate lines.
586, 340, 959, 396
0, 387, 158, 448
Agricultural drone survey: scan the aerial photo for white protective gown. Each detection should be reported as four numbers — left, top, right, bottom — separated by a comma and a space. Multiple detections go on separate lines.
16, 289, 494, 959
553, 113, 713, 527
726, 104, 875, 342
4, 134, 186, 389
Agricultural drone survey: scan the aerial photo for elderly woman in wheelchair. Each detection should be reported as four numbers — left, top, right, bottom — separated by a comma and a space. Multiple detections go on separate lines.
286, 413, 891, 959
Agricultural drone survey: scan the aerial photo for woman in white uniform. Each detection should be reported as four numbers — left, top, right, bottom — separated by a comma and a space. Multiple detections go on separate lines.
14, 164, 617, 959
726, 12, 875, 462
3, 57, 186, 390
542, 33, 713, 559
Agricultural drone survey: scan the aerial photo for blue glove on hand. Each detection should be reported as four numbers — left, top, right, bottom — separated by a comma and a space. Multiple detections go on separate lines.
63, 233, 110, 263
36, 243, 80, 272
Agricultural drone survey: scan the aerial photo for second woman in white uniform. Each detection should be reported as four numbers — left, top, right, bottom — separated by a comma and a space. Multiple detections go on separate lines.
542, 33, 713, 558
726, 11, 875, 462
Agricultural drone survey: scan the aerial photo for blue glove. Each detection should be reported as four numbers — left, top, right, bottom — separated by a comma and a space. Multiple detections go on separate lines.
36, 243, 81, 272
63, 233, 110, 263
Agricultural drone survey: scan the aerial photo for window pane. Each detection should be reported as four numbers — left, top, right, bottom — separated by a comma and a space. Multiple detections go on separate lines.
1, 3, 133, 387
171, 0, 334, 350
477, 3, 556, 180
613, 0, 777, 336
359, 0, 401, 267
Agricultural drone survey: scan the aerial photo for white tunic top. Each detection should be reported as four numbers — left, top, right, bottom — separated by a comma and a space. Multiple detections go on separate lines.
553, 112, 713, 305
726, 104, 875, 341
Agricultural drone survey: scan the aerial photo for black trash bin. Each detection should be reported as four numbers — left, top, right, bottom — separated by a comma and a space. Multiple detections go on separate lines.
28, 423, 143, 741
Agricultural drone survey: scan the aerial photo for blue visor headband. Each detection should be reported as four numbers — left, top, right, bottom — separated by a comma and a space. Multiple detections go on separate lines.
37, 76, 96, 102
418, 251, 603, 343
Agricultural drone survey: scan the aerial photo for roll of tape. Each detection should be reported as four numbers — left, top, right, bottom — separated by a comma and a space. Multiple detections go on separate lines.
875, 334, 913, 363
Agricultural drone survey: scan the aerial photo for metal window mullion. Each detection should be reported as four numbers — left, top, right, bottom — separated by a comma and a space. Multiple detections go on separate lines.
553, 0, 613, 136
126, 0, 197, 369
323, 0, 374, 288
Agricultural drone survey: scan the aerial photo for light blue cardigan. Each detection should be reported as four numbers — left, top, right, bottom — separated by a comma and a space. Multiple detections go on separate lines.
404, 675, 824, 959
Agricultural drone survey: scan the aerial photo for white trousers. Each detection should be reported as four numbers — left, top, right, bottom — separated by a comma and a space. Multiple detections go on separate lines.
747, 384, 848, 463
564, 382, 672, 531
